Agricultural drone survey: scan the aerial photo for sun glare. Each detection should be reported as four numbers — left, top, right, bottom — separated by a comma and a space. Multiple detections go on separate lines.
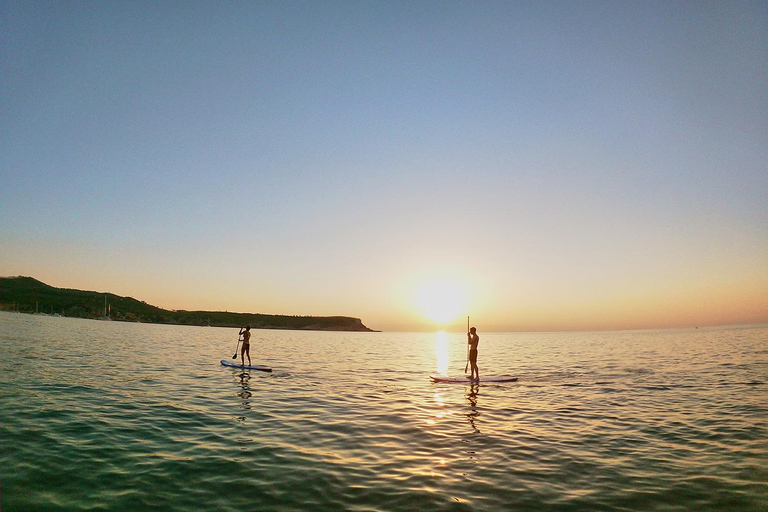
415, 278, 467, 325
435, 331, 449, 375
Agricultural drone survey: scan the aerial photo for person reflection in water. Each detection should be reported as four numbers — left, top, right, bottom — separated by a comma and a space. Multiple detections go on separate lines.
237, 372, 252, 415
468, 326, 480, 381
239, 325, 252, 366
466, 384, 480, 434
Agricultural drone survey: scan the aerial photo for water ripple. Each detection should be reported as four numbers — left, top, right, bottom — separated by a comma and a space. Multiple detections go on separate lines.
1, 315, 766, 511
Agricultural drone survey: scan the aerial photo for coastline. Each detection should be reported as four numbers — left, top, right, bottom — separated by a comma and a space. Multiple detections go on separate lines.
0, 277, 377, 332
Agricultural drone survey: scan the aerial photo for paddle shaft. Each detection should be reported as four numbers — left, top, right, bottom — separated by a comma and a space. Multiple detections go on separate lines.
464, 316, 470, 373
232, 337, 242, 359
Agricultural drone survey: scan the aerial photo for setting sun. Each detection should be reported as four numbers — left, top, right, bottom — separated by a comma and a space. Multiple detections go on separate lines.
414, 278, 467, 325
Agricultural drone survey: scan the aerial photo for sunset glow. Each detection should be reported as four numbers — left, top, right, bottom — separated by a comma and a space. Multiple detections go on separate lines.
2, 2, 766, 332
414, 279, 467, 325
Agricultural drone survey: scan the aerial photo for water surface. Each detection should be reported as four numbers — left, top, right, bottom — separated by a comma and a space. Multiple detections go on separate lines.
1, 312, 766, 511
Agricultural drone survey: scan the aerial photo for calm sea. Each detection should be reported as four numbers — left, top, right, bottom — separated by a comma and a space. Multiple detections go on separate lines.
1, 311, 766, 511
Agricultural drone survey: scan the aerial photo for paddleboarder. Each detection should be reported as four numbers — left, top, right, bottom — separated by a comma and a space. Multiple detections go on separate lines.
468, 326, 479, 381
239, 325, 252, 367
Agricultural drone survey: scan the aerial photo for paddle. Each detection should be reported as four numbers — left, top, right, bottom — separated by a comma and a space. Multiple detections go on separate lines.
465, 316, 470, 373
232, 336, 242, 359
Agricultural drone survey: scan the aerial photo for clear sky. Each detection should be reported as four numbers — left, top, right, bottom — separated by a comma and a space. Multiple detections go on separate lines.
2, 1, 767, 332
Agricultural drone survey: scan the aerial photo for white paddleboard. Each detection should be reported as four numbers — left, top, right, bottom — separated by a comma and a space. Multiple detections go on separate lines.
430, 375, 518, 383
220, 359, 272, 372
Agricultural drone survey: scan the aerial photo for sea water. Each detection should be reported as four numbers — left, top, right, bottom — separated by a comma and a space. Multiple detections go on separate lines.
0, 311, 766, 511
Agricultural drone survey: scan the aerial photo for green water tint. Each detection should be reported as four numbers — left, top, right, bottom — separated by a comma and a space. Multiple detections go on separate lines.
1, 312, 766, 511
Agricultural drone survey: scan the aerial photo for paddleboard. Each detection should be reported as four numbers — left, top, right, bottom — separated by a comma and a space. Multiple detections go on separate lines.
430, 375, 518, 383
220, 359, 272, 372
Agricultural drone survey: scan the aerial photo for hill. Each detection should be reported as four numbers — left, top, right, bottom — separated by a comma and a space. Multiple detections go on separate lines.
0, 276, 376, 331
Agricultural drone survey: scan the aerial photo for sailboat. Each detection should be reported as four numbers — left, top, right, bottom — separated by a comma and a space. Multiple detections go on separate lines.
98, 295, 111, 321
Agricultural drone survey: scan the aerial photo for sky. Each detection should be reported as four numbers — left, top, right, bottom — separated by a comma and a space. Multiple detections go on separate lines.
2, 1, 767, 332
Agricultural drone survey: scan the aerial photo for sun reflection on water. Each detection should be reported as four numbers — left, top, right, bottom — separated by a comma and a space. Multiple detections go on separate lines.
434, 331, 449, 375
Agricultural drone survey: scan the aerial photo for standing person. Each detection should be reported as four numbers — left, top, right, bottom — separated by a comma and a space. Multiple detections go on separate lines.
468, 326, 480, 381
239, 325, 252, 366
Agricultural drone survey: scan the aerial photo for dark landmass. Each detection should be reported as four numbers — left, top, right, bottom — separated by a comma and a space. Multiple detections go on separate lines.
0, 276, 376, 332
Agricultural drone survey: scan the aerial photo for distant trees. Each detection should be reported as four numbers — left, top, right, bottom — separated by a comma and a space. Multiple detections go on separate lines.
0, 276, 374, 331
